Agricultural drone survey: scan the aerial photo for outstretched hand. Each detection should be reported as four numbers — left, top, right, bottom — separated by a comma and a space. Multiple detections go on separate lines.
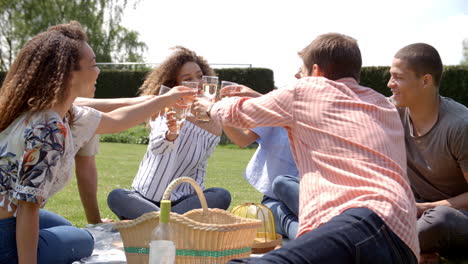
193, 97, 213, 121
220, 85, 262, 98
163, 86, 196, 107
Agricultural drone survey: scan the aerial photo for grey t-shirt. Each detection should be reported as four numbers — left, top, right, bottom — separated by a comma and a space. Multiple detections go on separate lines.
398, 96, 468, 202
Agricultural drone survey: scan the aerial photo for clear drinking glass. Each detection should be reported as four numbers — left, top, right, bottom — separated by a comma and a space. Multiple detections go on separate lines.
220, 81, 238, 97
158, 84, 189, 133
172, 105, 190, 132
181, 81, 201, 100
202, 76, 219, 100
158, 85, 172, 113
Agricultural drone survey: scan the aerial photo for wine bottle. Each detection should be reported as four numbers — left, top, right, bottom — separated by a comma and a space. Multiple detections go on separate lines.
149, 200, 176, 264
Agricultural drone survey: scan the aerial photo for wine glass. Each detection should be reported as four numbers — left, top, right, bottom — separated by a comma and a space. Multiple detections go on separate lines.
220, 81, 238, 98
158, 85, 172, 113
158, 85, 189, 134
202, 76, 218, 100
181, 81, 201, 102
172, 105, 190, 133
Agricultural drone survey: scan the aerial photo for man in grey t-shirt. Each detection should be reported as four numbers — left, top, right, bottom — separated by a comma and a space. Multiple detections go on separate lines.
388, 43, 468, 259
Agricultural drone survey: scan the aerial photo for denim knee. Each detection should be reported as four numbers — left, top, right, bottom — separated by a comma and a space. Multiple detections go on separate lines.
419, 206, 458, 232
418, 205, 462, 252
272, 175, 296, 198
38, 226, 94, 264
107, 188, 127, 209
217, 187, 232, 209
207, 187, 231, 210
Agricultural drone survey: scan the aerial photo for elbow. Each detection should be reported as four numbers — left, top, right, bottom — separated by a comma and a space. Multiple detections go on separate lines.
232, 140, 251, 149
237, 142, 249, 148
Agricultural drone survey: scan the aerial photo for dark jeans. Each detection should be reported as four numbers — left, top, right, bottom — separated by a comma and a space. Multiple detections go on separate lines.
262, 174, 299, 239
0, 209, 93, 264
107, 187, 231, 220
418, 205, 468, 256
228, 207, 417, 264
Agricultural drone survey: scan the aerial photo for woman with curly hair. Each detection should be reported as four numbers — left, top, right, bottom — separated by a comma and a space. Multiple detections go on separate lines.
107, 46, 231, 220
0, 22, 193, 263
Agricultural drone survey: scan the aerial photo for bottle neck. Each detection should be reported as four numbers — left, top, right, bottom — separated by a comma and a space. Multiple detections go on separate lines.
159, 200, 171, 224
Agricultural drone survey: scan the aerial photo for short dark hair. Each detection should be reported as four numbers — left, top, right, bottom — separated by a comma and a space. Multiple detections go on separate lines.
298, 33, 362, 82
394, 43, 443, 87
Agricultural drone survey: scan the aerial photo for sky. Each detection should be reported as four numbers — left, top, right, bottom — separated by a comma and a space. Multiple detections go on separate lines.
121, 0, 468, 88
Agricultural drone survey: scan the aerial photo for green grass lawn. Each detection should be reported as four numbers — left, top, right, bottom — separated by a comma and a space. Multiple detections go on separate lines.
45, 142, 261, 228
44, 142, 468, 263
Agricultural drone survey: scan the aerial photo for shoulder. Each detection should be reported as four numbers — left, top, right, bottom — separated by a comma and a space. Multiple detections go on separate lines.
439, 97, 468, 129
440, 97, 467, 119
72, 105, 102, 123
24, 111, 68, 149
26, 111, 66, 133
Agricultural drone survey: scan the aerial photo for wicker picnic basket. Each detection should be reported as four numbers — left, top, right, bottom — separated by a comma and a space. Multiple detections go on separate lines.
115, 177, 262, 264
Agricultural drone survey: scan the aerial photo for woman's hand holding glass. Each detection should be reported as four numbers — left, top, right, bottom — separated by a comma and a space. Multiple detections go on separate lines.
159, 85, 193, 136
165, 107, 189, 139
192, 96, 213, 122
159, 85, 196, 109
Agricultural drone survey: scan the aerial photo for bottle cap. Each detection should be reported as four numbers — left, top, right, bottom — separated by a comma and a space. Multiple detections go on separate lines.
160, 200, 172, 223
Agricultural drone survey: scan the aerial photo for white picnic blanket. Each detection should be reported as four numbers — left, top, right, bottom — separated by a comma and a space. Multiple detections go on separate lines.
72, 223, 272, 263
73, 223, 127, 264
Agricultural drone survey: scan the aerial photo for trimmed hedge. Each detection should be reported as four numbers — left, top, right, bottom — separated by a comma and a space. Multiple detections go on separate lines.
1, 67, 467, 105
94, 68, 274, 98
215, 68, 274, 95
2, 66, 466, 145
438, 66, 468, 105
1, 66, 467, 104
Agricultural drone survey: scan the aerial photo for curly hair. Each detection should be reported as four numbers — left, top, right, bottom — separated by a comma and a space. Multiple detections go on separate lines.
139, 46, 215, 96
0, 21, 87, 131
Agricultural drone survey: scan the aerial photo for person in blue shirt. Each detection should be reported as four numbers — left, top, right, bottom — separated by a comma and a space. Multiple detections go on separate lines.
222, 86, 299, 239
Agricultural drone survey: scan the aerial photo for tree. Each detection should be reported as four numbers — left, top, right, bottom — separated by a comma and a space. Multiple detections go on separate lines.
462, 39, 468, 65
0, 0, 147, 71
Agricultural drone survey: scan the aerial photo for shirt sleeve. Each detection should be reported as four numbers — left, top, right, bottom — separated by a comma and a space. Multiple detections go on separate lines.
13, 117, 67, 204
251, 127, 273, 144
75, 134, 100, 156
71, 105, 102, 153
452, 120, 468, 173
211, 86, 295, 130
148, 116, 176, 155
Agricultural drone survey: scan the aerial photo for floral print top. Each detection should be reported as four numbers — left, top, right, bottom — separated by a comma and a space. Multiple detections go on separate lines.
0, 106, 101, 215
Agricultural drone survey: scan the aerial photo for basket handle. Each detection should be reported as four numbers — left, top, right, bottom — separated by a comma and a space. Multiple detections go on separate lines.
162, 177, 208, 215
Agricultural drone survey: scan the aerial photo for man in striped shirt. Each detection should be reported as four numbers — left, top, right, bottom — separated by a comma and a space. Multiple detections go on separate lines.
194, 33, 419, 263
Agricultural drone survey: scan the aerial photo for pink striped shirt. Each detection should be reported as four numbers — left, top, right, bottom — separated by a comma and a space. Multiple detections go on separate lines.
211, 77, 419, 258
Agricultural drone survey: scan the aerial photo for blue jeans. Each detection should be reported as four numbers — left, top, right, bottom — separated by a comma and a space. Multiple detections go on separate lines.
0, 209, 94, 264
228, 207, 417, 264
418, 205, 468, 256
262, 175, 299, 239
107, 187, 231, 220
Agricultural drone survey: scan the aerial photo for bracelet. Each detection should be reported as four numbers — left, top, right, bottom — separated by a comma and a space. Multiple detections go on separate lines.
206, 103, 214, 119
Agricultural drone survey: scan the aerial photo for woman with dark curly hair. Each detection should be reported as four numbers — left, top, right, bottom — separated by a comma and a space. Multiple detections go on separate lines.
107, 46, 231, 220
0, 22, 193, 263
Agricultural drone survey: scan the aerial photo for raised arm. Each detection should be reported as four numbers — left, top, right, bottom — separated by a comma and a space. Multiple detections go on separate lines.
74, 95, 154, 112
194, 86, 294, 129
219, 85, 262, 148
95, 87, 194, 134
223, 126, 259, 148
